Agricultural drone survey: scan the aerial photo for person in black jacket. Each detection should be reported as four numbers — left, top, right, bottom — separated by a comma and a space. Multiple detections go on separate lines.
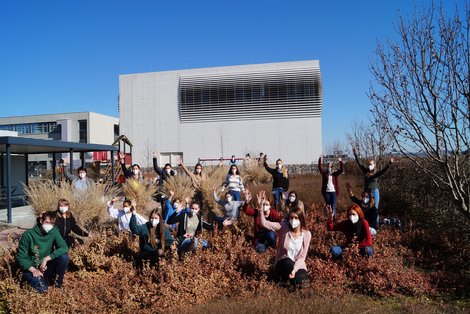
263, 154, 289, 206
346, 182, 379, 235
118, 152, 144, 181
54, 198, 89, 247
166, 202, 213, 256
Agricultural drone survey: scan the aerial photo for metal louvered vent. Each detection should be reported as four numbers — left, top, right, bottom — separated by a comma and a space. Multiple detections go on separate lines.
178, 67, 322, 123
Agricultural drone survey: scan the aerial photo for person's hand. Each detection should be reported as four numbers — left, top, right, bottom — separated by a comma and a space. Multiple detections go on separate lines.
263, 154, 268, 161
256, 190, 267, 208
281, 192, 287, 201
169, 190, 175, 197
39, 256, 51, 273
118, 152, 126, 160
338, 157, 342, 162
325, 205, 334, 219
289, 270, 296, 279
222, 218, 232, 226
31, 268, 43, 278
152, 151, 158, 159
245, 189, 252, 202
184, 196, 191, 205
390, 157, 396, 164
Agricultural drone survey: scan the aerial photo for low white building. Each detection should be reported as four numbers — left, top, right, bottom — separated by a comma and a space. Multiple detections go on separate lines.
119, 60, 322, 166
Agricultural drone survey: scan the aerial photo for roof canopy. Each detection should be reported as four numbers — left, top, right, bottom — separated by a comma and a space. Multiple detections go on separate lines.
0, 136, 117, 154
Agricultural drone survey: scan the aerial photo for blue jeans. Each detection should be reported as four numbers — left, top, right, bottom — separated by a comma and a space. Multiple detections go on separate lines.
370, 188, 380, 226
178, 236, 198, 254
324, 192, 337, 217
22, 253, 69, 292
255, 230, 277, 253
330, 245, 373, 260
230, 190, 241, 201
272, 187, 285, 206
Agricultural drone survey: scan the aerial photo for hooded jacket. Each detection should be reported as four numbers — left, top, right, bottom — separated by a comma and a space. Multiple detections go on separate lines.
17, 224, 69, 271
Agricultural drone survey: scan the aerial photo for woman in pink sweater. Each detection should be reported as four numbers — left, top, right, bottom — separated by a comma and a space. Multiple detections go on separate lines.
257, 190, 312, 288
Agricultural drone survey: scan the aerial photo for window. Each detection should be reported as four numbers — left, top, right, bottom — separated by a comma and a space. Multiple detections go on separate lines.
0, 122, 58, 134
78, 120, 88, 143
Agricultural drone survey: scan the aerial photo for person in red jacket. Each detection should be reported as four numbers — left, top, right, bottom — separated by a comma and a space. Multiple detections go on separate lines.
243, 190, 281, 253
326, 203, 373, 259
318, 155, 344, 217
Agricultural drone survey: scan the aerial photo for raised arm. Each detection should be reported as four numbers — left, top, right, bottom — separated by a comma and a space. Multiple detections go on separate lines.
257, 190, 281, 231
70, 216, 89, 237
152, 151, 163, 176
63, 163, 78, 182
333, 158, 344, 176
318, 155, 325, 174
107, 200, 122, 219
372, 158, 395, 178
352, 146, 368, 172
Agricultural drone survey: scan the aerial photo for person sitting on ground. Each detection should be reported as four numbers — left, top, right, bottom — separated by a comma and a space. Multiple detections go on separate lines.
257, 190, 311, 289
107, 198, 147, 232
212, 189, 247, 228
119, 152, 144, 181
61, 161, 95, 191
263, 155, 289, 206
326, 204, 373, 260
221, 164, 245, 201
17, 211, 69, 293
166, 202, 213, 257
243, 191, 281, 253
277, 190, 305, 218
346, 182, 379, 235
54, 198, 89, 247
129, 208, 174, 269
318, 155, 344, 217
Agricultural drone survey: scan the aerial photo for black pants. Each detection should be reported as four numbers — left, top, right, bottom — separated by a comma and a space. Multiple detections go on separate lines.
275, 258, 308, 286
136, 250, 159, 269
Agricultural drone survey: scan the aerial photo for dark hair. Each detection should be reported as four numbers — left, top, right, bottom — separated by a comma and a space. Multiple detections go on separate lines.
193, 163, 203, 175
231, 155, 235, 158
131, 164, 141, 170
289, 207, 306, 230
77, 166, 87, 173
246, 153, 250, 158
148, 209, 165, 250
164, 163, 171, 169
37, 210, 57, 224
287, 191, 299, 206
228, 164, 240, 175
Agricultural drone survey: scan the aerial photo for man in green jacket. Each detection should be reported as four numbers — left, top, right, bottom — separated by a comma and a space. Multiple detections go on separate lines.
17, 211, 69, 292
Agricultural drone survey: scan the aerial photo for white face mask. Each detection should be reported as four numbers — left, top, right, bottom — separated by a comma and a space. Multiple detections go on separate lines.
196, 168, 202, 174
42, 223, 54, 233
368, 164, 375, 171
263, 204, 270, 212
79, 172, 86, 179
59, 206, 69, 214
349, 214, 359, 224
227, 196, 233, 202
165, 169, 171, 174
363, 197, 370, 204
231, 169, 237, 174
289, 196, 296, 203
191, 209, 199, 216
289, 218, 300, 229
151, 218, 160, 227
133, 169, 140, 175
123, 207, 131, 213
277, 164, 282, 170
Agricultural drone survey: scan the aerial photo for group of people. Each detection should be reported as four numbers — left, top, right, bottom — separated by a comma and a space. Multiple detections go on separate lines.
17, 147, 396, 292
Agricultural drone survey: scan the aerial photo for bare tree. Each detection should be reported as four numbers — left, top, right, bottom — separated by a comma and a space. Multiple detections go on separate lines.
140, 138, 153, 170
325, 138, 347, 157
369, 3, 470, 215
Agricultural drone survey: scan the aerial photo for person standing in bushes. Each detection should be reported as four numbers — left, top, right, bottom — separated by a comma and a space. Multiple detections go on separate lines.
243, 191, 282, 253
178, 159, 206, 205
257, 190, 311, 289
263, 155, 289, 206
54, 198, 89, 247
212, 189, 247, 228
352, 146, 396, 209
107, 198, 147, 232
17, 211, 69, 293
119, 152, 144, 181
277, 190, 305, 218
318, 155, 344, 217
221, 164, 245, 201
153, 151, 177, 205
326, 203, 373, 259
346, 182, 379, 235
167, 202, 213, 257
61, 161, 95, 191
129, 208, 174, 269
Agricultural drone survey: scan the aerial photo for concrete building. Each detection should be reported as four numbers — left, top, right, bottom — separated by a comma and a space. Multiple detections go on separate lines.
0, 112, 119, 173
119, 60, 322, 166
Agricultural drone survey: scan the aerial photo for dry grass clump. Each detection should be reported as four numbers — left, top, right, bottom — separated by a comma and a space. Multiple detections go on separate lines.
242, 162, 271, 185
161, 175, 195, 202
199, 166, 230, 216
24, 181, 120, 227
122, 179, 158, 214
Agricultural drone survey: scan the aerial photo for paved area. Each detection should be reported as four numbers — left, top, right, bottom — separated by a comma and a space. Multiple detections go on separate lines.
0, 205, 36, 250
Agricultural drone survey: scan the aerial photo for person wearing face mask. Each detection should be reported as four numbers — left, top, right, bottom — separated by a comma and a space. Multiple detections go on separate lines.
167, 202, 213, 257
346, 182, 379, 235
243, 191, 281, 253
213, 189, 249, 229
221, 165, 245, 201
17, 211, 69, 292
352, 146, 396, 210
119, 152, 144, 181
318, 155, 344, 217
54, 198, 89, 247
162, 192, 190, 229
61, 161, 95, 191
326, 204, 373, 260
257, 190, 311, 289
277, 191, 305, 218
129, 209, 174, 269
152, 151, 176, 186
178, 159, 206, 206
107, 198, 148, 232
263, 155, 289, 206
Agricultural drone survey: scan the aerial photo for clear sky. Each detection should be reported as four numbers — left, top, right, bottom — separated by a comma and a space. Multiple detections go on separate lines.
0, 0, 465, 150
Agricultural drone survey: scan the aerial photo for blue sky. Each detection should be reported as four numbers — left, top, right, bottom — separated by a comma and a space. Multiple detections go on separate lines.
0, 1, 464, 150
